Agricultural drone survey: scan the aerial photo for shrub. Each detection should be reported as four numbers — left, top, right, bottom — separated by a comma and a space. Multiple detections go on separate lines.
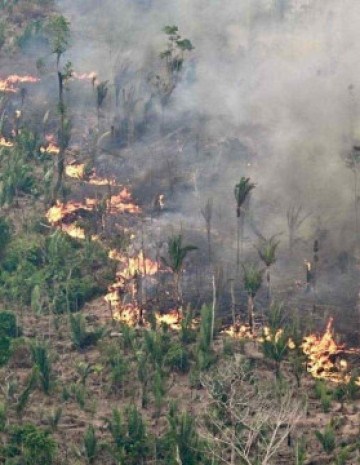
83, 425, 98, 464
70, 314, 105, 350
0, 311, 18, 338
30, 341, 52, 394
315, 422, 336, 454
3, 424, 57, 465
165, 343, 190, 373
0, 336, 12, 367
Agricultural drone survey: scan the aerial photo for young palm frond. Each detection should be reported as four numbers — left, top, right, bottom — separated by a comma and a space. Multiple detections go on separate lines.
161, 234, 197, 274
242, 263, 263, 297
242, 263, 264, 332
234, 177, 255, 218
256, 235, 280, 267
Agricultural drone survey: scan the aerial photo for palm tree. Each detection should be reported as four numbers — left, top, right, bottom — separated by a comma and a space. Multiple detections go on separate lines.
234, 177, 255, 269
242, 263, 263, 332
47, 15, 72, 203
256, 235, 280, 302
161, 234, 197, 319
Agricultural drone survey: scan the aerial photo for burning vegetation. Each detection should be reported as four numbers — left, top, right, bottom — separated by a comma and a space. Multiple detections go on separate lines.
2, 1, 360, 464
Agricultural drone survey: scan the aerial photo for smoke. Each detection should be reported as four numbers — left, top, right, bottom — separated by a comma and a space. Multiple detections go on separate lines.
53, 0, 360, 270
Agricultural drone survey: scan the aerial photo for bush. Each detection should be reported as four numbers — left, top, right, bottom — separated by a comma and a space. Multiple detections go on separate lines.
70, 314, 105, 350
0, 312, 18, 338
0, 20, 5, 49
30, 342, 52, 394
3, 424, 56, 465
0, 336, 12, 367
165, 343, 190, 373
315, 422, 336, 454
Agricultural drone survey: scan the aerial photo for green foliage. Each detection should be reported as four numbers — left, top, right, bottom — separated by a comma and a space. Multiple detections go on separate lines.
107, 406, 149, 465
3, 423, 56, 465
315, 422, 336, 454
0, 230, 109, 311
165, 342, 190, 373
153, 366, 166, 416
256, 235, 280, 267
162, 403, 207, 465
0, 148, 35, 207
242, 263, 263, 297
0, 336, 12, 367
179, 308, 196, 344
47, 407, 62, 432
0, 311, 18, 338
0, 216, 11, 255
16, 19, 47, 49
0, 20, 5, 49
262, 328, 289, 377
0, 402, 6, 432
314, 380, 333, 413
47, 15, 71, 63
70, 383, 86, 409
16, 368, 38, 418
197, 305, 216, 370
161, 234, 197, 274
70, 313, 105, 350
30, 341, 52, 394
334, 446, 351, 465
234, 177, 255, 217
108, 354, 129, 394
83, 425, 98, 464
294, 437, 307, 465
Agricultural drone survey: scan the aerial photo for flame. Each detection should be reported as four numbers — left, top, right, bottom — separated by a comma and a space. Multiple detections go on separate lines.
301, 318, 346, 382
88, 173, 117, 186
61, 223, 86, 240
155, 309, 181, 329
72, 71, 97, 81
108, 189, 141, 214
65, 163, 85, 180
0, 137, 14, 147
40, 143, 60, 155
0, 75, 39, 93
304, 260, 312, 271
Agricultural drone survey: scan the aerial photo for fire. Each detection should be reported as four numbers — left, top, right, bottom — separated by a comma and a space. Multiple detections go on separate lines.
88, 173, 117, 186
0, 75, 39, 93
108, 189, 141, 214
46, 199, 94, 225
72, 71, 97, 81
65, 163, 85, 180
301, 318, 349, 383
155, 309, 182, 329
304, 260, 312, 271
0, 137, 14, 147
109, 250, 159, 276
61, 223, 86, 240
40, 143, 60, 155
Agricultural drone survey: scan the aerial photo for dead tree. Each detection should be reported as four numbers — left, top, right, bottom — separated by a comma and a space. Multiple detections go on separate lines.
286, 205, 310, 253
201, 198, 213, 262
200, 360, 303, 465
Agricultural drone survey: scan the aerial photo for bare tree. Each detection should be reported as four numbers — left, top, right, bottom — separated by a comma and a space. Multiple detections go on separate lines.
201, 198, 213, 262
286, 205, 310, 252
199, 360, 303, 465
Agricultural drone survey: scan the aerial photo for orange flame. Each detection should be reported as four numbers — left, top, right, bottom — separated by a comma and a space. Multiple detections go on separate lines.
65, 163, 85, 180
0, 75, 39, 93
0, 137, 14, 147
108, 189, 141, 214
72, 71, 97, 81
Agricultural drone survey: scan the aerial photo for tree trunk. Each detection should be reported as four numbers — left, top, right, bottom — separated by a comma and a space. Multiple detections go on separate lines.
248, 294, 254, 333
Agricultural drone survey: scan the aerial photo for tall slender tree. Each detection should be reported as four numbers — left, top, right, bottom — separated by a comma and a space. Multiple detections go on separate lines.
242, 263, 263, 332
161, 234, 197, 320
47, 15, 72, 203
234, 177, 255, 269
256, 235, 280, 303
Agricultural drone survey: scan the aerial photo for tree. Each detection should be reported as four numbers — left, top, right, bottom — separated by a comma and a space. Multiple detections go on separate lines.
234, 177, 255, 269
47, 15, 72, 203
256, 235, 280, 302
344, 145, 360, 249
200, 360, 303, 465
286, 205, 309, 253
161, 234, 197, 319
201, 198, 213, 262
242, 263, 263, 332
